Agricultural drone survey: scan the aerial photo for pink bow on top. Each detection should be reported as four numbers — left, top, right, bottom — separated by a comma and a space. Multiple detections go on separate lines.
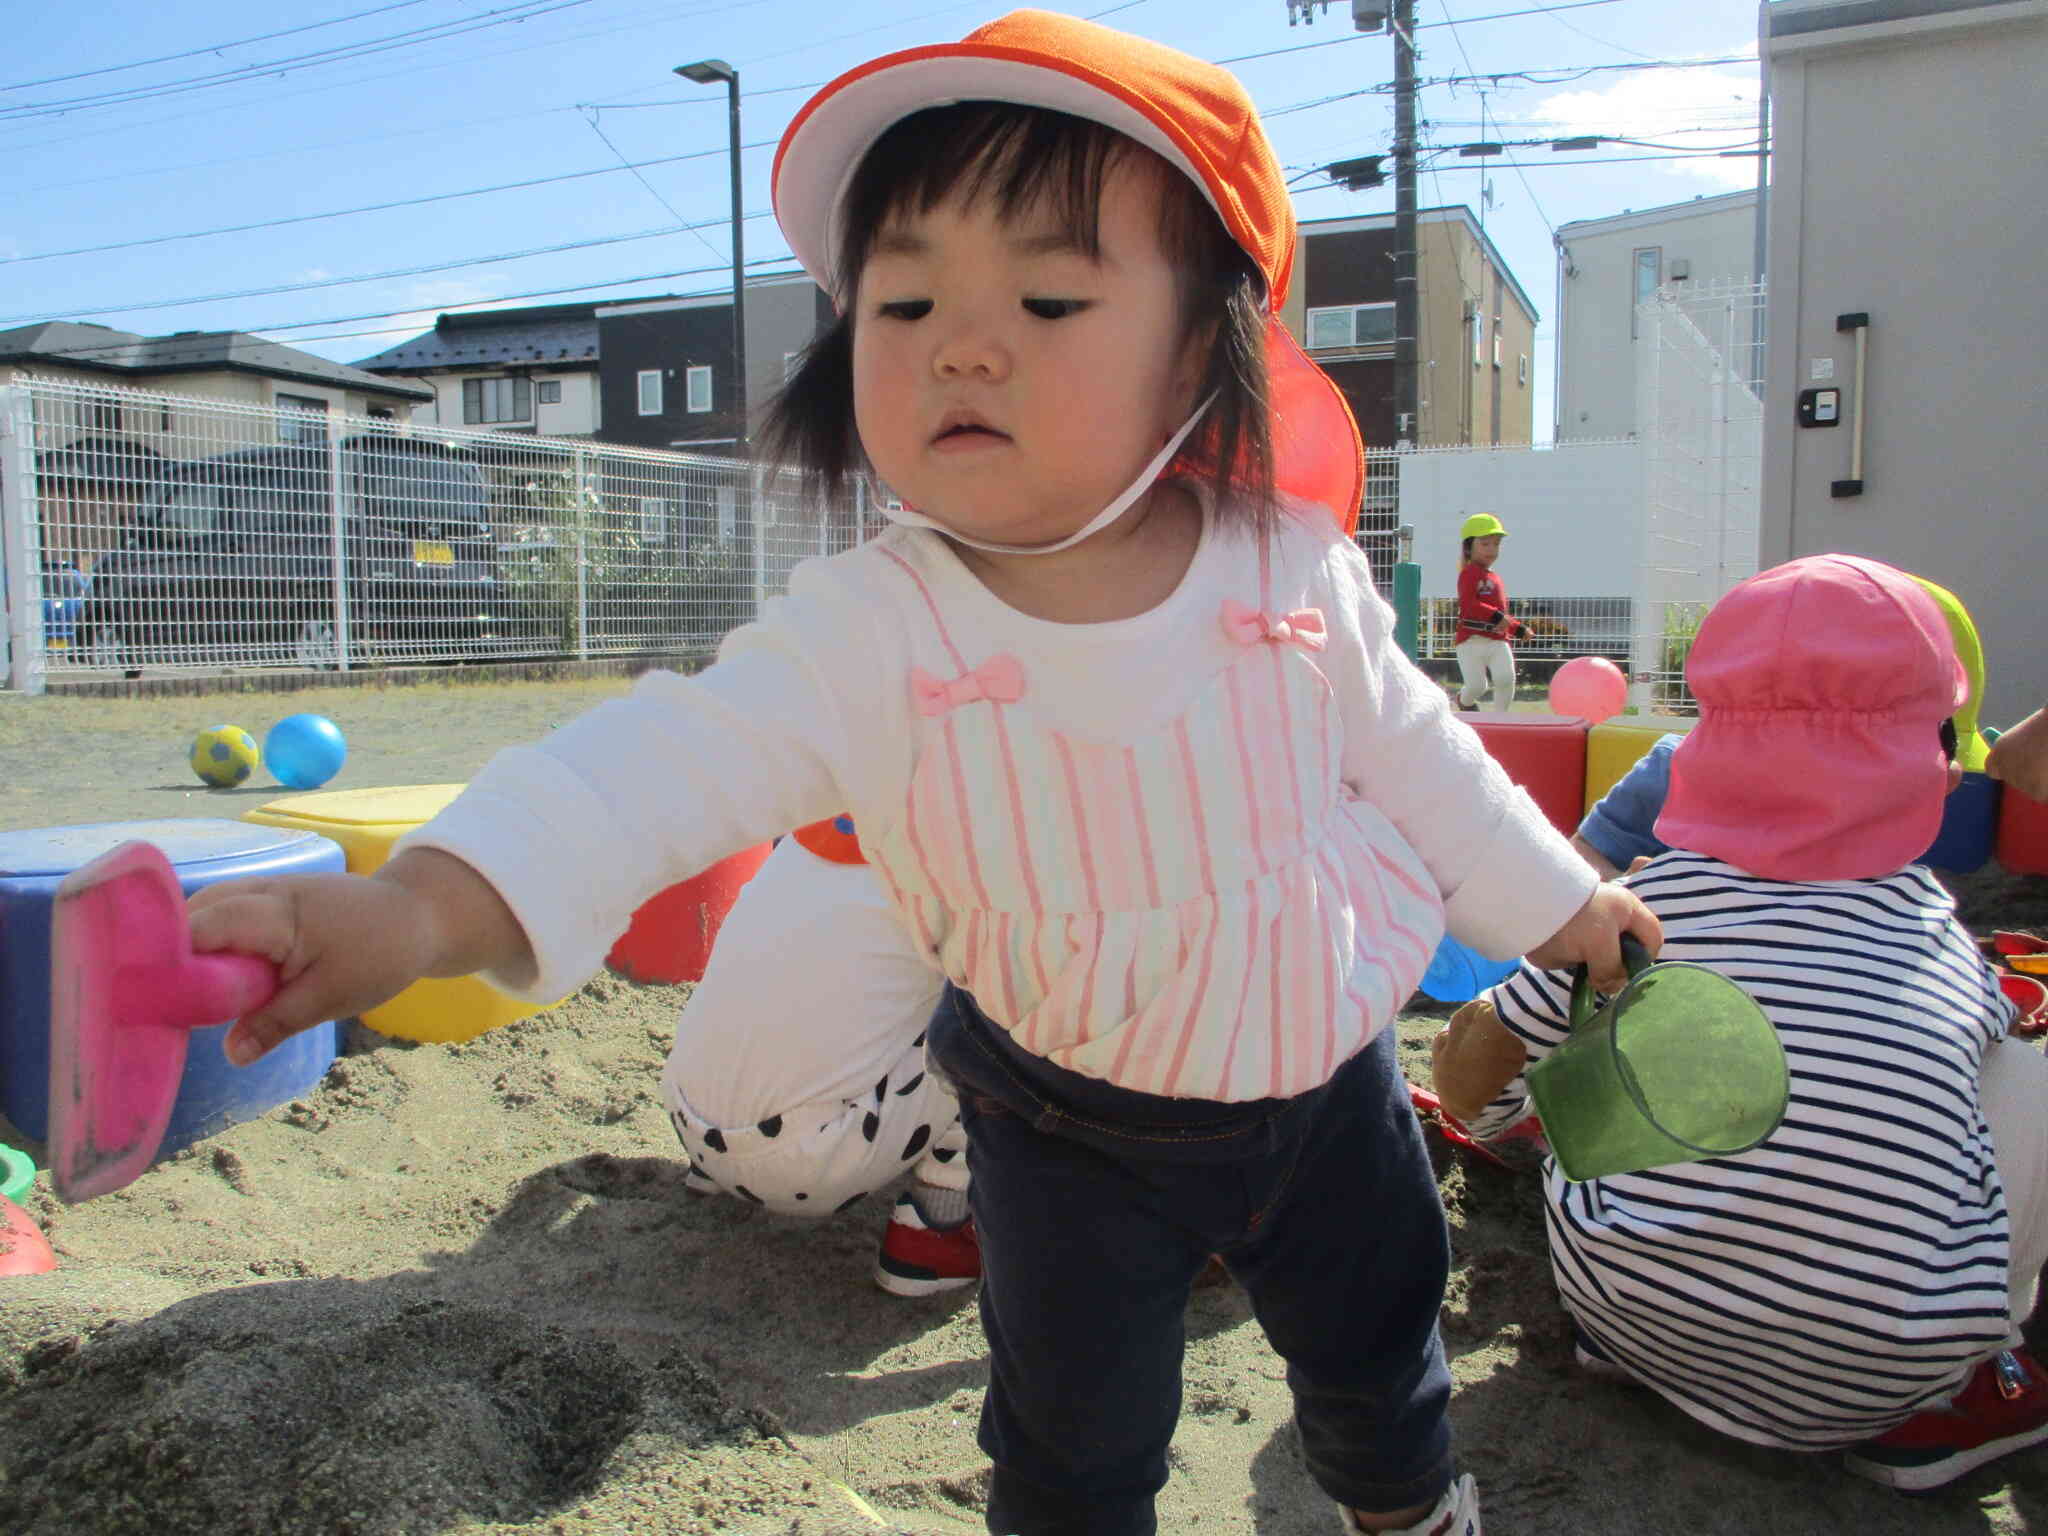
1220, 599, 1328, 652
911, 653, 1027, 717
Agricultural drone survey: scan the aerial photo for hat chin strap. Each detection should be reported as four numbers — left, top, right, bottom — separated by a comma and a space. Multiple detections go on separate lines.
876, 395, 1213, 556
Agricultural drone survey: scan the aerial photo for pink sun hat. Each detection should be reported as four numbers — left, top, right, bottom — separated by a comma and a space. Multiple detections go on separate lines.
1654, 554, 1969, 882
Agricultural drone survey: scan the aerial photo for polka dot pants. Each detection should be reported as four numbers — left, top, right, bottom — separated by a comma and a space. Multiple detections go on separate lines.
665, 1027, 967, 1216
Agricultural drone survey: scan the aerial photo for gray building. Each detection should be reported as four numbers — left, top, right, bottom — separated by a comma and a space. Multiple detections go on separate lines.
1554, 190, 1758, 441
1761, 0, 2047, 724
355, 273, 828, 454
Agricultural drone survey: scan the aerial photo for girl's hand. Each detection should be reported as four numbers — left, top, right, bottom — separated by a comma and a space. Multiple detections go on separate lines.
188, 847, 533, 1065
189, 872, 441, 1064
1988, 706, 2048, 801
1524, 882, 1662, 995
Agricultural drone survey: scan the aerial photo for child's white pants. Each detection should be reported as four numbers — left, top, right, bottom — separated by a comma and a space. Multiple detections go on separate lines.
1455, 636, 1515, 712
660, 837, 965, 1216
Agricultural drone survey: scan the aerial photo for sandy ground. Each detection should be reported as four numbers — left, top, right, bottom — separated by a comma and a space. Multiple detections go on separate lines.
2, 678, 2048, 1535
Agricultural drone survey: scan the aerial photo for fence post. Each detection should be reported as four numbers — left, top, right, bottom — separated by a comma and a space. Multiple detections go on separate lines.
572, 445, 592, 660
1391, 522, 1421, 661
0, 385, 46, 695
324, 431, 353, 671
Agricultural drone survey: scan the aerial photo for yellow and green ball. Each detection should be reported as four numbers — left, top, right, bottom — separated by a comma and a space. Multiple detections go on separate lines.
191, 724, 261, 788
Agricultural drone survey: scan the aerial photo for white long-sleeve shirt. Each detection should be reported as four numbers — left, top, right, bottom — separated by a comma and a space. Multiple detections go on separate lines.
405, 492, 1595, 1096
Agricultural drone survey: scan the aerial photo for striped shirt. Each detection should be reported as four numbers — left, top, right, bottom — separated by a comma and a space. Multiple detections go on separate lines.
1468, 850, 2018, 1449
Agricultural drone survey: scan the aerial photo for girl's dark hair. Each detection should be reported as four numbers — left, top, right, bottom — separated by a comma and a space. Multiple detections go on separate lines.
758, 101, 1275, 533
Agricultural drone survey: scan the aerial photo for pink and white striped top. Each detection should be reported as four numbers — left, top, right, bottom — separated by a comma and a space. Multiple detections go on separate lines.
862, 538, 1446, 1102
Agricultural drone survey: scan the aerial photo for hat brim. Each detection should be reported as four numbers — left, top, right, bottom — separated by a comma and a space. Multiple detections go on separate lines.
774, 50, 1226, 298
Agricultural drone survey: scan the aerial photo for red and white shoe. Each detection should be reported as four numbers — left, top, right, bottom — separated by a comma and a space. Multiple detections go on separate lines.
873, 1190, 980, 1298
1845, 1348, 2048, 1491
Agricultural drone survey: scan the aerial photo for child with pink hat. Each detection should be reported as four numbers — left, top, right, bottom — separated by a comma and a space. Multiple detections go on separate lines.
1435, 553, 2048, 1492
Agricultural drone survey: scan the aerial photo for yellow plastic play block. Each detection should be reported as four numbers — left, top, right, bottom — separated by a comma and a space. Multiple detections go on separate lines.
241, 784, 558, 1044
1584, 718, 1696, 814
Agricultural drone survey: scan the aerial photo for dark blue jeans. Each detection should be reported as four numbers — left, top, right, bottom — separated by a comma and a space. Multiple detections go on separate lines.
926, 987, 1454, 1536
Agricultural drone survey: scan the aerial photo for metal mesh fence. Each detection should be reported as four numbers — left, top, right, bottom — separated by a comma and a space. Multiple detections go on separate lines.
3, 377, 814, 691
5, 326, 1761, 702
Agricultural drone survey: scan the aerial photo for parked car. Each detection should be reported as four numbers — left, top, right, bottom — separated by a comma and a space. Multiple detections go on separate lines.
77, 436, 513, 670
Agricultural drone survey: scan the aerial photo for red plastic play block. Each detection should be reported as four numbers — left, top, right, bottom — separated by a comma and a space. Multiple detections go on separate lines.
1, 1193, 56, 1276
606, 843, 774, 985
1464, 712, 1591, 838
1999, 784, 2048, 877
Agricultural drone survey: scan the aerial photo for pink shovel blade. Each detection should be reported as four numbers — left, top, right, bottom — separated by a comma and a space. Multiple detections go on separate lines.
48, 841, 279, 1204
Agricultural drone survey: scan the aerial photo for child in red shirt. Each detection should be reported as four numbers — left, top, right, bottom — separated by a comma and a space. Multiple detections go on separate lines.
1454, 512, 1521, 712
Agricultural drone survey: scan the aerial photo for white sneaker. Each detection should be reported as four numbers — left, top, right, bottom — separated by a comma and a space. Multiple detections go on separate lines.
1341, 1473, 1481, 1536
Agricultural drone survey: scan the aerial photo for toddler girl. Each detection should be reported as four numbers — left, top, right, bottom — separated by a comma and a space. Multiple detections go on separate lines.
193, 13, 1656, 1533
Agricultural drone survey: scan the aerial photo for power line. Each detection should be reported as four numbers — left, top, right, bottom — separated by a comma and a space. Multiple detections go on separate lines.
1515, 0, 1664, 61
579, 106, 731, 268
0, 140, 780, 267
0, 211, 787, 327
0, 0, 436, 91
1219, 0, 1620, 65
0, 0, 596, 123
22, 257, 814, 362
0, 0, 779, 156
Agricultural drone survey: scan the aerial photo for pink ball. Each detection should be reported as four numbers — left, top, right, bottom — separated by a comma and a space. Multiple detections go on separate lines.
1548, 656, 1629, 722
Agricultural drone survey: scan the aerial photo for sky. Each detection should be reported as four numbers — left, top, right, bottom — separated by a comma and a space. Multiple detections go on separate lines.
1, 0, 1765, 442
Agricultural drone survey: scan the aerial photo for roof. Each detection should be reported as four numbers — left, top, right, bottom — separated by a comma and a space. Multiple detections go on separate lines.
0, 321, 432, 401
1297, 204, 1542, 325
352, 308, 611, 375
1556, 188, 1759, 241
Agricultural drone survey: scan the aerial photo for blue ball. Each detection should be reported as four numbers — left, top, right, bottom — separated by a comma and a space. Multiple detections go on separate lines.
264, 713, 347, 790
1418, 934, 1521, 1003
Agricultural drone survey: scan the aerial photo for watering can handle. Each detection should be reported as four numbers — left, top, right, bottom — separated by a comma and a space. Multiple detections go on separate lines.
1568, 932, 1656, 1033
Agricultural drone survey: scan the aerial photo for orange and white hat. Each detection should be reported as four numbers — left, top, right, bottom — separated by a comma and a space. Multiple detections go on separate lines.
771, 8, 1364, 535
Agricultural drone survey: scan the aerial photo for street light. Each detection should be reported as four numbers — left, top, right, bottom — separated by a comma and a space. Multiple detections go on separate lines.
674, 58, 746, 455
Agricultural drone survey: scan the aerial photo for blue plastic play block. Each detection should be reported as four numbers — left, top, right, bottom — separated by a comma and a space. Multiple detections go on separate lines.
0, 819, 346, 1157
1919, 772, 2001, 875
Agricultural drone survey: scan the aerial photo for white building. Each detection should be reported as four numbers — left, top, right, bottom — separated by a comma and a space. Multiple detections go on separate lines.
1553, 189, 1758, 440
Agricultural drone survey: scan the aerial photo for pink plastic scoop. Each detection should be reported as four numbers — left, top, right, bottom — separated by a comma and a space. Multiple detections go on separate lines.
47, 841, 279, 1204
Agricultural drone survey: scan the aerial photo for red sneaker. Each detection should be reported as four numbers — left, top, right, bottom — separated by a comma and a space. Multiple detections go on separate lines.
873, 1191, 981, 1298
1845, 1348, 2048, 1491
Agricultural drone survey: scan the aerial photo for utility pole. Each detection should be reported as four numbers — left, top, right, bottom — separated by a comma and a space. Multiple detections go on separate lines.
1289, 0, 1412, 445
1390, 0, 1419, 447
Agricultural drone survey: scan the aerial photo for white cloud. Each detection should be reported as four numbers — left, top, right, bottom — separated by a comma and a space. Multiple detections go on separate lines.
1514, 64, 1763, 190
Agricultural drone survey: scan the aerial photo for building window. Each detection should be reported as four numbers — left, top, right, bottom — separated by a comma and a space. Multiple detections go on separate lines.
1492, 320, 1503, 369
1518, 353, 1529, 385
1306, 303, 1395, 351
1630, 246, 1661, 337
463, 376, 531, 424
637, 369, 663, 416
276, 393, 329, 445
536, 379, 562, 405
686, 365, 713, 413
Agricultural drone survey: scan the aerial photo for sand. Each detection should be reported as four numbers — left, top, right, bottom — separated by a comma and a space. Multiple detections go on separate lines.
3, 678, 2048, 1535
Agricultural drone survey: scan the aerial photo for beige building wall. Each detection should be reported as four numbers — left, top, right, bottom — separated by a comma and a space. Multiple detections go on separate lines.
1416, 216, 1537, 447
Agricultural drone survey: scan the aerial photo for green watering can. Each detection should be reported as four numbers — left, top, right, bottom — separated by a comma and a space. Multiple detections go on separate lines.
1526, 934, 1789, 1182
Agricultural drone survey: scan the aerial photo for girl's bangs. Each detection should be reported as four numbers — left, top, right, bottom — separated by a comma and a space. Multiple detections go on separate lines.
838, 105, 1131, 297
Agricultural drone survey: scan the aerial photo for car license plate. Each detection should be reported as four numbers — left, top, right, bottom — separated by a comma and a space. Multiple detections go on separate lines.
414, 541, 455, 565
